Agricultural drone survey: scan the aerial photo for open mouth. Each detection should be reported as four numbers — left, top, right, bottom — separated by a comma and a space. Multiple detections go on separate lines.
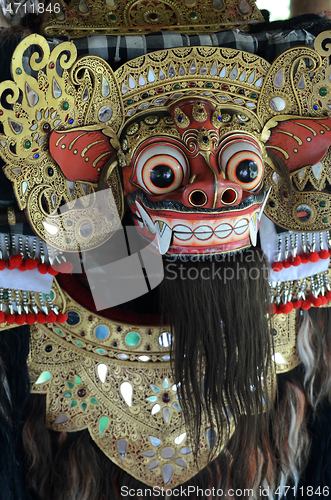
127, 190, 267, 255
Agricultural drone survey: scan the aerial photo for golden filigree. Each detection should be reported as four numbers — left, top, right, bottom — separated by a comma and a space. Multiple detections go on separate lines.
211, 106, 224, 128
257, 46, 323, 124
197, 127, 219, 151
212, 108, 262, 137
0, 34, 124, 252
117, 46, 269, 126
41, 0, 264, 38
264, 158, 331, 232
27, 287, 285, 485
29, 289, 237, 488
123, 117, 181, 164
192, 101, 208, 122
129, 0, 177, 26
271, 311, 300, 374
257, 40, 331, 230
174, 107, 190, 129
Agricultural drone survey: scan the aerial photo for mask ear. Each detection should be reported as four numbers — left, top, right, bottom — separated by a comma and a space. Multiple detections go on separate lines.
47, 124, 124, 252
49, 124, 120, 182
264, 117, 331, 174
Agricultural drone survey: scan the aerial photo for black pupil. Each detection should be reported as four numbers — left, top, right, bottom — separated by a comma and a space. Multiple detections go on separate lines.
236, 160, 259, 183
150, 164, 175, 188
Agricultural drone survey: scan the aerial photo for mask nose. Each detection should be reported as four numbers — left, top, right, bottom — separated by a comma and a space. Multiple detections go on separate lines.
183, 177, 243, 209
219, 187, 240, 205
187, 188, 208, 207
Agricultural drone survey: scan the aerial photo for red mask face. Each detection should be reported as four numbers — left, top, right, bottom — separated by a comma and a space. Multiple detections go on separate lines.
122, 98, 266, 256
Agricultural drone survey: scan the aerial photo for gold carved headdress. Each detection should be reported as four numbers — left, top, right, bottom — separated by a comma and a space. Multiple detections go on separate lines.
40, 0, 264, 38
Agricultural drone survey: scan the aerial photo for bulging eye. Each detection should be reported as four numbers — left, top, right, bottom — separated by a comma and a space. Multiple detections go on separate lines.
136, 145, 187, 194
220, 140, 264, 191
227, 151, 263, 190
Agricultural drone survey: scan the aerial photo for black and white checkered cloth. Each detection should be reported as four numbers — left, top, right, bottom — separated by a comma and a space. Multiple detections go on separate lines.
47, 28, 315, 66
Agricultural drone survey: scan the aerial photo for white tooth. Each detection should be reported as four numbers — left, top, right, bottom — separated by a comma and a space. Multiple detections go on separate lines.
193, 225, 213, 241
234, 218, 249, 235
249, 212, 258, 247
311, 162, 323, 180
214, 223, 232, 239
296, 169, 305, 181
258, 186, 272, 221
135, 201, 156, 234
137, 219, 144, 229
173, 225, 193, 241
155, 221, 172, 255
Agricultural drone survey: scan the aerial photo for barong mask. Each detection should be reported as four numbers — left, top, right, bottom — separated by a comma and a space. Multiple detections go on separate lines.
1, 30, 331, 490
3, 35, 331, 259
123, 99, 266, 256
0, 38, 274, 258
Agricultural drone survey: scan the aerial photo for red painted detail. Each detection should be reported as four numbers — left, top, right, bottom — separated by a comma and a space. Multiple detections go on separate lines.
266, 117, 331, 173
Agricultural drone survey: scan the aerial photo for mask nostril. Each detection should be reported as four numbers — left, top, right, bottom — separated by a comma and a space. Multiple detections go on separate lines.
221, 188, 237, 205
188, 190, 207, 207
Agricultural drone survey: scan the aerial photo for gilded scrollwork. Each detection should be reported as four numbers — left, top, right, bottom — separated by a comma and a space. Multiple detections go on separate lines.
41, 0, 264, 38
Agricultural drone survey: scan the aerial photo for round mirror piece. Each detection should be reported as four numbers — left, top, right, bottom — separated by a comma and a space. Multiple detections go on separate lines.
66, 311, 81, 326
270, 97, 286, 112
98, 106, 113, 122
159, 332, 172, 347
95, 325, 110, 340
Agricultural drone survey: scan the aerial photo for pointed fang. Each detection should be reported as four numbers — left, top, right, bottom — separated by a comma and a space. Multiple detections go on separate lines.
249, 212, 259, 247
155, 220, 172, 255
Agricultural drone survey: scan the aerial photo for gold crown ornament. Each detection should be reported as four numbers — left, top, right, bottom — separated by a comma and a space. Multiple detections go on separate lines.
40, 0, 264, 38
